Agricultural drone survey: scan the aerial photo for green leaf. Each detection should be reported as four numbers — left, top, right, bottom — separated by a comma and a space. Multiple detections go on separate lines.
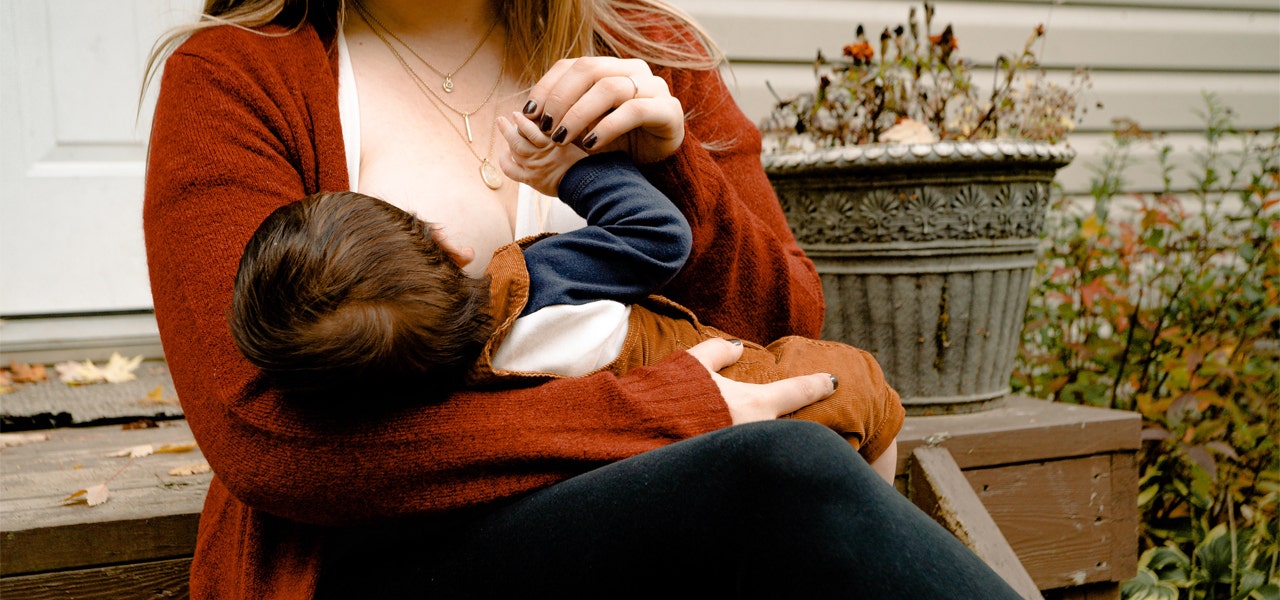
1140, 546, 1191, 583
1235, 569, 1267, 598
1250, 583, 1280, 600
1122, 567, 1182, 600
1194, 524, 1234, 583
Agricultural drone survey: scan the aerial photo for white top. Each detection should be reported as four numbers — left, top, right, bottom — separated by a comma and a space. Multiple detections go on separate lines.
337, 30, 628, 376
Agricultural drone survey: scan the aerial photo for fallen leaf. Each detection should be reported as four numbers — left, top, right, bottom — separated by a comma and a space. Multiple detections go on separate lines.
54, 353, 144, 385
122, 419, 159, 430
0, 432, 49, 448
62, 483, 110, 506
109, 444, 154, 458
8, 360, 47, 383
55, 358, 104, 385
0, 370, 11, 394
155, 441, 199, 454
138, 385, 179, 406
169, 462, 211, 476
102, 353, 143, 383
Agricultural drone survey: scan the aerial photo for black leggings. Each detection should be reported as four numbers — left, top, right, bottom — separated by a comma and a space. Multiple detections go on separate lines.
322, 420, 1021, 599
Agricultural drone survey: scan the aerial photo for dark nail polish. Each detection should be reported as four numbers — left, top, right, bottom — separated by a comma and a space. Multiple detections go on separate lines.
522, 100, 538, 115
551, 126, 568, 144
582, 132, 598, 149
829, 374, 840, 390
540, 115, 554, 132
728, 339, 743, 347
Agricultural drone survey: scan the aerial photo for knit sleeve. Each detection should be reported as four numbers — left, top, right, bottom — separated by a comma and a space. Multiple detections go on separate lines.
143, 27, 731, 527
640, 64, 826, 343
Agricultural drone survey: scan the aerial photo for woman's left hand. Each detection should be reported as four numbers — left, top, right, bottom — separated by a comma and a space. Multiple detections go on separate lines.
522, 57, 685, 164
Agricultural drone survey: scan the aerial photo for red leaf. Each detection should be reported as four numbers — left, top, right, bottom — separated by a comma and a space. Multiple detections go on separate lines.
1141, 426, 1172, 441
1182, 445, 1217, 481
1205, 441, 1239, 460
1079, 280, 1109, 311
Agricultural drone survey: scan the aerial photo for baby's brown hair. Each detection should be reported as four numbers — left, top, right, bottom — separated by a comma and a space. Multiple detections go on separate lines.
229, 191, 493, 398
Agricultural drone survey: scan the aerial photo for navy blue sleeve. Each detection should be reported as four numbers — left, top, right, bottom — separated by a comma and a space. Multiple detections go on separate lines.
520, 152, 692, 316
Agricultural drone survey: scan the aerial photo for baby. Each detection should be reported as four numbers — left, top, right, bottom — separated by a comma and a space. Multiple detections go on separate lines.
229, 114, 904, 481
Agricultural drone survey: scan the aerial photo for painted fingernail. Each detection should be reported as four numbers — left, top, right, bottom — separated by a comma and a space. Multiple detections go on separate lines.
522, 100, 538, 115
551, 126, 568, 144
540, 115, 554, 132
582, 132, 598, 149
728, 339, 743, 347
829, 374, 840, 390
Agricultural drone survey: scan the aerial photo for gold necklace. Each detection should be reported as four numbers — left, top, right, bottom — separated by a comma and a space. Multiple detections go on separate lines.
356, 2, 499, 94
353, 5, 506, 189
354, 1, 504, 143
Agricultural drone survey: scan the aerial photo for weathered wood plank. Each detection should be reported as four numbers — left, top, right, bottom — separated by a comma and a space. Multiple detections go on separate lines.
0, 421, 207, 576
1109, 452, 1140, 582
966, 456, 1118, 589
895, 396, 1141, 473
681, 0, 1280, 71
910, 446, 1044, 599
0, 557, 191, 600
1, 515, 199, 578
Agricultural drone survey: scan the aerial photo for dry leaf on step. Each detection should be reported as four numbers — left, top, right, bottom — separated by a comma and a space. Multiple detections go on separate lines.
101, 353, 143, 383
8, 360, 47, 383
55, 353, 143, 385
109, 444, 155, 458
0, 432, 49, 448
155, 441, 199, 454
169, 462, 211, 477
138, 385, 179, 406
62, 483, 110, 507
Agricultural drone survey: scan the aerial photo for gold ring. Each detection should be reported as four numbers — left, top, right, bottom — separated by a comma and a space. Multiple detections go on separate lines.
626, 75, 640, 99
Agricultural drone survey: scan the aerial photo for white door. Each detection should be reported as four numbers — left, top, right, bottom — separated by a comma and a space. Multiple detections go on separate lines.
1, 0, 201, 316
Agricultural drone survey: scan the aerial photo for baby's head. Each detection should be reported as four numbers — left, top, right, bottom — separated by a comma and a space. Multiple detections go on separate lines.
229, 191, 493, 398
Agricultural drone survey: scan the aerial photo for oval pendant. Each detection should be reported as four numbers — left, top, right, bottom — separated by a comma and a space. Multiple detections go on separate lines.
480, 160, 502, 190
443, 76, 454, 93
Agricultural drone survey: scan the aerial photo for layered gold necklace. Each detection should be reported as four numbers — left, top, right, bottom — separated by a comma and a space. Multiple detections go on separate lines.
352, 1, 507, 190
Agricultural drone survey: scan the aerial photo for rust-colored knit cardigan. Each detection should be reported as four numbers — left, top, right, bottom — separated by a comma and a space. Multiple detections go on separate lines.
144, 21, 823, 599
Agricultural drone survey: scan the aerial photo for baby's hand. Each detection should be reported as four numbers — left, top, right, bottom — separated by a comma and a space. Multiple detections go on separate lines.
498, 111, 588, 197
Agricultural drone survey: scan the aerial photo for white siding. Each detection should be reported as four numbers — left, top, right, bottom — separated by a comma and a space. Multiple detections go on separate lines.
0, 0, 1275, 334
676, 0, 1280, 193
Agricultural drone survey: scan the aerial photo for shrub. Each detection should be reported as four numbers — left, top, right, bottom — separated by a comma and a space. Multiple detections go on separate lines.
1016, 94, 1279, 599
759, 1, 1091, 150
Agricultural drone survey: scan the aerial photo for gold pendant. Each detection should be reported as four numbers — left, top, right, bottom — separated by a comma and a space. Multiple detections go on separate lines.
480, 160, 502, 190
463, 113, 473, 143
443, 75, 454, 93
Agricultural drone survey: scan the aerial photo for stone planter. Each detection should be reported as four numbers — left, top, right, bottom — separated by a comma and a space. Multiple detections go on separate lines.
764, 141, 1074, 415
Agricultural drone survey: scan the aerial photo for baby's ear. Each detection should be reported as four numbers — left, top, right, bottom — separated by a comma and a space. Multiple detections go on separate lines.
429, 226, 475, 268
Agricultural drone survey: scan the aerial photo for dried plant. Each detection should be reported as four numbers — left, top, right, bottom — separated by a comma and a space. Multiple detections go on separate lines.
760, 2, 1093, 151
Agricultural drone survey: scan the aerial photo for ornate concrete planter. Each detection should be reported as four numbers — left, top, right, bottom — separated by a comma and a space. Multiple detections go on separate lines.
764, 141, 1074, 415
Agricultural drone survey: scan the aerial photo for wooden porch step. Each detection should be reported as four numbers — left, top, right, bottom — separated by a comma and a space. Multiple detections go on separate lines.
0, 396, 1139, 598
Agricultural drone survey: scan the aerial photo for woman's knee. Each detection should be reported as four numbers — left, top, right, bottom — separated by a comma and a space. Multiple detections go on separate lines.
712, 420, 877, 493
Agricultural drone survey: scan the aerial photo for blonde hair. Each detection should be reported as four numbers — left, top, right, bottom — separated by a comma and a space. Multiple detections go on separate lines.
142, 0, 724, 99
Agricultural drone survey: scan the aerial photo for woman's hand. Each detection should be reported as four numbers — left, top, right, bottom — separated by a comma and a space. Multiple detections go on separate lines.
522, 57, 685, 164
685, 338, 836, 425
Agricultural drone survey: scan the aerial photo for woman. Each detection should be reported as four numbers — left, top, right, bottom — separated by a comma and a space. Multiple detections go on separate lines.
143, 0, 1020, 597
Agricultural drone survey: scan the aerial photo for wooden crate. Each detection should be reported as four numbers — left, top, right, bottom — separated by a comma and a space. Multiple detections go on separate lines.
896, 396, 1141, 597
